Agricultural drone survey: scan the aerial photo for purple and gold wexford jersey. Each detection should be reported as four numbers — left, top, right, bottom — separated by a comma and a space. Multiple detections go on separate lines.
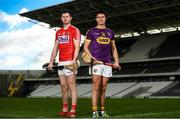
86, 27, 115, 63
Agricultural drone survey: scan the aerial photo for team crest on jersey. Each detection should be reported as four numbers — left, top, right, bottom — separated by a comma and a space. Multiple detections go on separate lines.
101, 32, 106, 37
97, 37, 110, 44
57, 35, 69, 44
62, 32, 66, 35
107, 32, 111, 36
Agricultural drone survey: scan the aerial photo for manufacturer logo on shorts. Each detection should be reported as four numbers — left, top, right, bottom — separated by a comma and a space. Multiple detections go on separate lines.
94, 69, 97, 73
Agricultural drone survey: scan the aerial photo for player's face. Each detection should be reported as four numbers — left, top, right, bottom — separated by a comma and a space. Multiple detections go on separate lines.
96, 13, 106, 25
61, 13, 72, 24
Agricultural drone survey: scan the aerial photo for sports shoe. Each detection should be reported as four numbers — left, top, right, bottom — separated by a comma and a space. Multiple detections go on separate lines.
66, 112, 76, 118
92, 111, 99, 118
100, 111, 110, 118
57, 111, 68, 116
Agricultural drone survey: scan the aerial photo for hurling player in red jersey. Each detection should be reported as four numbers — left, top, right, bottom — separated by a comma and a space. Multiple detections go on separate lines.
48, 10, 81, 118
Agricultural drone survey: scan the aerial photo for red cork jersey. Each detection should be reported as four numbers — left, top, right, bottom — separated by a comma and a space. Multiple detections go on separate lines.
55, 25, 80, 61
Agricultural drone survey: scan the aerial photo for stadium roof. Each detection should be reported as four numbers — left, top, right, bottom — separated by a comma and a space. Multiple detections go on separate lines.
20, 0, 180, 35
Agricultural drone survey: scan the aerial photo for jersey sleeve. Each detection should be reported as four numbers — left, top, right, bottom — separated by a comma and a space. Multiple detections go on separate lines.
111, 30, 115, 41
73, 28, 81, 40
85, 30, 92, 41
55, 31, 58, 42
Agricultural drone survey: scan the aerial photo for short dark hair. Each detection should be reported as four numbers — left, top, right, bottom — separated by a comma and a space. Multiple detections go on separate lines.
96, 10, 107, 18
61, 9, 72, 17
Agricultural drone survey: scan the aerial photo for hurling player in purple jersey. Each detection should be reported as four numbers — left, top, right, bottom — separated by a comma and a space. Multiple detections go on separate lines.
84, 11, 120, 118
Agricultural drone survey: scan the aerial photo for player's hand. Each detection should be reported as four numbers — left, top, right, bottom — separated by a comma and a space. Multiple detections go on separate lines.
93, 58, 104, 64
113, 63, 121, 70
91, 56, 100, 64
71, 59, 76, 64
91, 56, 96, 61
48, 63, 53, 71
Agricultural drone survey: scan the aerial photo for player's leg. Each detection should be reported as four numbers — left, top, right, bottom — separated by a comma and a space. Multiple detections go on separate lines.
99, 65, 112, 118
58, 70, 69, 116
92, 74, 101, 118
65, 69, 78, 117
99, 76, 110, 118
91, 64, 103, 118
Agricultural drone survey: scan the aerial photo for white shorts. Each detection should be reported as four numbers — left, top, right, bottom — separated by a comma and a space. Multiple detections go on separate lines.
90, 64, 112, 77
58, 61, 77, 76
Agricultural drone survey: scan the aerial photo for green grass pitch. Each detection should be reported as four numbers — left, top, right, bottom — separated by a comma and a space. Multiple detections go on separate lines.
0, 97, 180, 118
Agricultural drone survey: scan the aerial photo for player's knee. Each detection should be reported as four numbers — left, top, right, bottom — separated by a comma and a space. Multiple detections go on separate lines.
102, 86, 107, 92
61, 84, 68, 90
93, 86, 100, 92
68, 81, 75, 86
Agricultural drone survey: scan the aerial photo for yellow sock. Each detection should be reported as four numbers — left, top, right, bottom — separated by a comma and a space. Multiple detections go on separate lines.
92, 106, 98, 112
101, 106, 105, 111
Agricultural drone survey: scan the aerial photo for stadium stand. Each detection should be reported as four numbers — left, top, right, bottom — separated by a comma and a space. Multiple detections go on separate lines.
115, 38, 138, 57
0, 75, 9, 97
152, 80, 180, 96
106, 82, 137, 97
77, 66, 90, 76
135, 81, 173, 97
106, 81, 172, 98
27, 81, 173, 98
77, 84, 91, 97
29, 84, 61, 97
145, 65, 180, 73
121, 33, 167, 62
0, 74, 25, 97
122, 86, 152, 98
149, 33, 180, 58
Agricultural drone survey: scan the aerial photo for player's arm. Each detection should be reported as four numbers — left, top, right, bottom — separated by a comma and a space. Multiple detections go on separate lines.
84, 39, 91, 57
111, 40, 120, 68
48, 41, 58, 70
84, 30, 96, 60
84, 39, 96, 60
72, 28, 81, 63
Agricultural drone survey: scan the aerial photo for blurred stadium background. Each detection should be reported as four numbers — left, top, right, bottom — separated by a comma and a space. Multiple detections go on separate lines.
1, 0, 180, 118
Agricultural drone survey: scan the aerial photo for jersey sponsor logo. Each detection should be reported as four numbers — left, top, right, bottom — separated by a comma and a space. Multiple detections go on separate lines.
57, 35, 69, 44
97, 37, 110, 44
